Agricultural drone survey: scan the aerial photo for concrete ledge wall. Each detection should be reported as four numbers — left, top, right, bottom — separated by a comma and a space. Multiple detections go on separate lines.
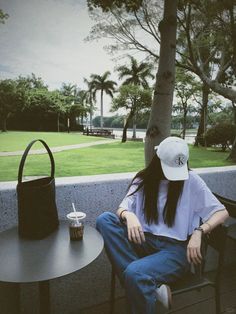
0, 166, 236, 314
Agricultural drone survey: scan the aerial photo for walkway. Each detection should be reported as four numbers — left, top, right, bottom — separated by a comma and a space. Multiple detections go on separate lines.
0, 139, 118, 157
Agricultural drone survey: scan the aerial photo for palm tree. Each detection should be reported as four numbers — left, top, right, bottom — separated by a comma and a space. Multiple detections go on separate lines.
60, 83, 88, 132
83, 78, 96, 128
116, 56, 154, 138
89, 71, 117, 128
60, 83, 77, 132
116, 55, 154, 88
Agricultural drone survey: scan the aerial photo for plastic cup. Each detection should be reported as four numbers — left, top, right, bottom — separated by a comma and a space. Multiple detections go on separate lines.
66, 212, 86, 241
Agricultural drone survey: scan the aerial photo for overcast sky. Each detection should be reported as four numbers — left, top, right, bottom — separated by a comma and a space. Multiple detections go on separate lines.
0, 0, 128, 116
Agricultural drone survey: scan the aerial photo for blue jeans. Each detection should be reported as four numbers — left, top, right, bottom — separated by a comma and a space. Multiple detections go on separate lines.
96, 212, 190, 314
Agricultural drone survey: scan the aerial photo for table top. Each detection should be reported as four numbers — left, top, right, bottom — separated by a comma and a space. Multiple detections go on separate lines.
0, 221, 104, 283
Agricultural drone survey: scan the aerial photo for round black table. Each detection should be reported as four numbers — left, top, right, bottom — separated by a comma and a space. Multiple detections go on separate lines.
0, 221, 104, 314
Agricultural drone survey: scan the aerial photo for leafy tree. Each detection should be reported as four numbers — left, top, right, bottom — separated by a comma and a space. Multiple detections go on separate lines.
171, 114, 198, 130
89, 71, 117, 128
174, 68, 200, 139
16, 73, 48, 90
14, 75, 63, 131
208, 103, 234, 125
26, 88, 53, 131
87, 0, 179, 164
92, 113, 150, 128
74, 89, 91, 128
177, 1, 236, 151
111, 84, 152, 142
87, 0, 143, 12
60, 83, 87, 132
86, 0, 161, 58
205, 122, 236, 152
0, 9, 9, 24
92, 115, 101, 127
116, 55, 154, 138
0, 79, 21, 132
110, 114, 125, 128
47, 91, 67, 132
177, 1, 236, 100
87, 0, 236, 162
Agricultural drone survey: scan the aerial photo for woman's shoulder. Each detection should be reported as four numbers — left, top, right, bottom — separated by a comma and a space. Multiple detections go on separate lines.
132, 177, 142, 185
187, 171, 206, 188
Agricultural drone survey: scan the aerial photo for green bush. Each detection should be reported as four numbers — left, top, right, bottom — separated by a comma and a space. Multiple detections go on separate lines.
205, 122, 236, 151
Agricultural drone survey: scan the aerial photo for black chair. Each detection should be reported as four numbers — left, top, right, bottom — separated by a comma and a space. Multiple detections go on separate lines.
213, 193, 236, 242
110, 225, 227, 314
213, 193, 236, 218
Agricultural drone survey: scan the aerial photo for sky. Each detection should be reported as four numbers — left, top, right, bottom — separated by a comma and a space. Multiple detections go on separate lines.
0, 0, 129, 116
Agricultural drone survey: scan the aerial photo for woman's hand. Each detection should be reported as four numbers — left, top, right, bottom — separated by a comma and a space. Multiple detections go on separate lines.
187, 230, 202, 264
123, 211, 145, 244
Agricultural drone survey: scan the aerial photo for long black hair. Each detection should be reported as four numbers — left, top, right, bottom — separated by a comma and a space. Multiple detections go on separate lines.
128, 154, 186, 227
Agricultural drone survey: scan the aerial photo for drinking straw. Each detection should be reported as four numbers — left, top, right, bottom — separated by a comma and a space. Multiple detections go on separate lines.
72, 202, 79, 224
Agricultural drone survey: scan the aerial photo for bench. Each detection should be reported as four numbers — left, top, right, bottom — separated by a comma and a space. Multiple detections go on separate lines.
83, 128, 115, 139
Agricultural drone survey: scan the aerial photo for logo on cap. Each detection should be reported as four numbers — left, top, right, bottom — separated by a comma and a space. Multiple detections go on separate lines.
174, 154, 187, 167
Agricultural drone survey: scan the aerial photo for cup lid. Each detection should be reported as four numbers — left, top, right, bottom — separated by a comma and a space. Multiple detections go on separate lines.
67, 211, 86, 220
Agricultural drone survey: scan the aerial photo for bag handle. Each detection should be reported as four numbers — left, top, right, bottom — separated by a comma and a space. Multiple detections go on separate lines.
18, 139, 55, 183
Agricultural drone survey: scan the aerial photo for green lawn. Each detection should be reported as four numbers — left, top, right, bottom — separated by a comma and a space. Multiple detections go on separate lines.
0, 131, 105, 151
0, 140, 235, 182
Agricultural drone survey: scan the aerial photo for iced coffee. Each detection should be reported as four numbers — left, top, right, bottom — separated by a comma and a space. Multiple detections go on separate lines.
66, 211, 86, 241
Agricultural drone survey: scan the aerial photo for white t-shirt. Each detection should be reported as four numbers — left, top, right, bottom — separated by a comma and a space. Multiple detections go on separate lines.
119, 171, 225, 241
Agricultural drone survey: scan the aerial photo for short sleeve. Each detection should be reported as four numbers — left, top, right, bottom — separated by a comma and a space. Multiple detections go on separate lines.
119, 181, 139, 213
193, 176, 225, 222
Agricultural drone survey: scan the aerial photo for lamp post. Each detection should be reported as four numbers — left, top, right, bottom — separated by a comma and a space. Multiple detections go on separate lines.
67, 117, 70, 133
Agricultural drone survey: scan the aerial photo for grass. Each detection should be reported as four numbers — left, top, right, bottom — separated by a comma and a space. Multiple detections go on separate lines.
0, 131, 106, 151
189, 145, 233, 167
0, 142, 144, 181
0, 139, 235, 182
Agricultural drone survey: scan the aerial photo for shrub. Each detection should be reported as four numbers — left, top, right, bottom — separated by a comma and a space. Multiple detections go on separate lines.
205, 122, 236, 151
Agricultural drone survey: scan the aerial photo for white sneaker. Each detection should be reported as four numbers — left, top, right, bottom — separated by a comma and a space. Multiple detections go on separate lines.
156, 284, 172, 310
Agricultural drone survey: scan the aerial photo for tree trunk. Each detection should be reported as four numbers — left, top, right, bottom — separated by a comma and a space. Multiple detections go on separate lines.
90, 106, 93, 128
132, 112, 137, 139
1, 110, 12, 132
227, 101, 236, 161
100, 89, 104, 128
182, 110, 187, 139
1, 116, 7, 132
232, 101, 236, 125
122, 111, 134, 143
145, 0, 178, 165
57, 113, 60, 132
227, 136, 236, 161
194, 83, 209, 146
67, 117, 70, 133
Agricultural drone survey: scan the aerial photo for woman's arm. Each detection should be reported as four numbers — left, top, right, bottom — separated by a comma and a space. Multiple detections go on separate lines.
187, 209, 229, 264
117, 207, 145, 244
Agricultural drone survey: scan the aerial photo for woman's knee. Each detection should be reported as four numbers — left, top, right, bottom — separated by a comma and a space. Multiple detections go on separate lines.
124, 261, 154, 290
124, 262, 141, 287
96, 212, 117, 230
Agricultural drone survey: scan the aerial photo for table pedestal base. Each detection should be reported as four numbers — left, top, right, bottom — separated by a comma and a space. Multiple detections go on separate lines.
39, 280, 50, 314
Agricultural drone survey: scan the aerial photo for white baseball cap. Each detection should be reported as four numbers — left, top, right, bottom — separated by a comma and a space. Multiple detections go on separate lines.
155, 137, 189, 181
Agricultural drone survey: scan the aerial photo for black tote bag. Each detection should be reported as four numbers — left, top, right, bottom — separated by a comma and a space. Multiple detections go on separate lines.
17, 139, 59, 239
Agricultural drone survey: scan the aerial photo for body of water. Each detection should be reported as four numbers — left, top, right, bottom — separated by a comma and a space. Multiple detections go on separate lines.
111, 128, 196, 144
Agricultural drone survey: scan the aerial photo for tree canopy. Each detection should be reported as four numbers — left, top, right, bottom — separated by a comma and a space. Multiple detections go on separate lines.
87, 0, 143, 12
112, 84, 152, 142
0, 9, 9, 24
87, 0, 236, 102
116, 55, 154, 87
